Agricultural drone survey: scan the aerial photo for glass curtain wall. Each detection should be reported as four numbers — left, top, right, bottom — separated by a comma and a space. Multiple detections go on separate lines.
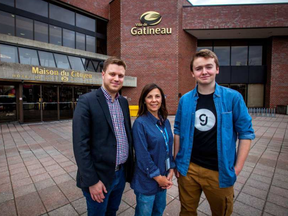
0, 0, 107, 54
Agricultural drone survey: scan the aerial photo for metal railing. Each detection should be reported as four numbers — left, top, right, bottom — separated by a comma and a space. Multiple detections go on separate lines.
248, 108, 276, 117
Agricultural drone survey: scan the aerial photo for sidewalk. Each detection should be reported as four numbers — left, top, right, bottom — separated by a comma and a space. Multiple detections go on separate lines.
0, 115, 287, 216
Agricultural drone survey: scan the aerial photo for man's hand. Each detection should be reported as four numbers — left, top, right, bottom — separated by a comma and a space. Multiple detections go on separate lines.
154, 175, 173, 188
89, 180, 107, 203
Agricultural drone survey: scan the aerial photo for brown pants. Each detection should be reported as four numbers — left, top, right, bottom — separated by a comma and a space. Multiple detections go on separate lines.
178, 162, 234, 216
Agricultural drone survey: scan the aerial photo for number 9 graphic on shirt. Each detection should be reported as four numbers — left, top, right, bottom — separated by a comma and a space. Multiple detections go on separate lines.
195, 109, 216, 132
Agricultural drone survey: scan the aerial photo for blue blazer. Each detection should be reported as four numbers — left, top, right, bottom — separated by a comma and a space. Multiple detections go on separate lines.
73, 88, 134, 192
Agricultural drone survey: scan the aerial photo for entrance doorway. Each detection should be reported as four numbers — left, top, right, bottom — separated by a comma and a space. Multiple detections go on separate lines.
22, 84, 92, 122
23, 84, 41, 122
0, 85, 17, 122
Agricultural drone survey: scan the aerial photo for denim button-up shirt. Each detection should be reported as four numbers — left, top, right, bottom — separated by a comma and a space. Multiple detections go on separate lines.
174, 83, 255, 188
131, 112, 175, 195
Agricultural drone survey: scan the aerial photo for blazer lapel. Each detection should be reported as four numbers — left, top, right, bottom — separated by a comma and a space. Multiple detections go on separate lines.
96, 88, 115, 133
118, 97, 130, 135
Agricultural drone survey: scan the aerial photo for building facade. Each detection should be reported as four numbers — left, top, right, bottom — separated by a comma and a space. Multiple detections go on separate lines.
0, 0, 287, 123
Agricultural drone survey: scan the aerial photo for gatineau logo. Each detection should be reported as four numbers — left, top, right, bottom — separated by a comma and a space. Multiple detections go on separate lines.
140, 11, 162, 26
130, 11, 172, 36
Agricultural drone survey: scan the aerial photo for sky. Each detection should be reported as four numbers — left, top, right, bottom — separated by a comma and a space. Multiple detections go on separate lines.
188, 0, 288, 5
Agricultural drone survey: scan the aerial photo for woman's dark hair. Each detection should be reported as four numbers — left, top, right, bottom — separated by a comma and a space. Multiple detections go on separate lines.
137, 83, 168, 120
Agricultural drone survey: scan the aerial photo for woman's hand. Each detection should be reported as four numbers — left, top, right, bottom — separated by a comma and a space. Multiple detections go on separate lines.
154, 175, 173, 188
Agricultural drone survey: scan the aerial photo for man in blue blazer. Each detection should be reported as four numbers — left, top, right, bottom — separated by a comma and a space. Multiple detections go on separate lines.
73, 57, 134, 216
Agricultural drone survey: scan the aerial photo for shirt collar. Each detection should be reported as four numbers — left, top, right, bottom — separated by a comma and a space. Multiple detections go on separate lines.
192, 82, 220, 98
146, 111, 163, 126
101, 86, 120, 102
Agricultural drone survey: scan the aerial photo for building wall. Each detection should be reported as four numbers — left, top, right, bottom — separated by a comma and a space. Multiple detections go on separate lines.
107, 0, 121, 57
269, 36, 288, 108
183, 4, 288, 29
59, 0, 110, 19
177, 0, 197, 96
119, 0, 182, 114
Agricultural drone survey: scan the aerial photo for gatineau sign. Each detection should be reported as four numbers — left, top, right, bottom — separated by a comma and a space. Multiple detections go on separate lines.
130, 11, 172, 36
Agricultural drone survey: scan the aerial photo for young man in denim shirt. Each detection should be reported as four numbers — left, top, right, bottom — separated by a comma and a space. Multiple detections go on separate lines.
174, 49, 255, 216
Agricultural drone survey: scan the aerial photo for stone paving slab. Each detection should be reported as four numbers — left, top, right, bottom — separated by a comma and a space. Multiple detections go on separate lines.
0, 115, 287, 216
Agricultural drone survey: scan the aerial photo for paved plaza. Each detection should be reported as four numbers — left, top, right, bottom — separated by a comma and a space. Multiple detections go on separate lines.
0, 115, 288, 216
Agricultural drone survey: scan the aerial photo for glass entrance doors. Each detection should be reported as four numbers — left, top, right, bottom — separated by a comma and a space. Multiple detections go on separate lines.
60, 86, 73, 119
23, 84, 41, 122
0, 85, 17, 122
42, 85, 58, 121
22, 84, 88, 122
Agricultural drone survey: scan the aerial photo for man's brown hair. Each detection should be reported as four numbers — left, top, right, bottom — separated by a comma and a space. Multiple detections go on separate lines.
102, 57, 127, 72
190, 49, 219, 72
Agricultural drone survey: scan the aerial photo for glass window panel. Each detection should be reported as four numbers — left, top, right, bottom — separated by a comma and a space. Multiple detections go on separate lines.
0, 11, 15, 36
96, 19, 107, 35
34, 21, 48, 43
97, 38, 107, 55
16, 16, 33, 40
76, 32, 85, 51
0, 0, 14, 6
92, 61, 102, 72
49, 25, 62, 46
68, 56, 84, 71
76, 13, 95, 32
38, 51, 56, 67
86, 35, 95, 53
54, 53, 70, 69
63, 29, 75, 49
16, 0, 48, 17
214, 46, 230, 66
49, 4, 75, 25
249, 46, 262, 66
231, 46, 248, 66
83, 59, 95, 72
19, 47, 39, 65
0, 44, 18, 63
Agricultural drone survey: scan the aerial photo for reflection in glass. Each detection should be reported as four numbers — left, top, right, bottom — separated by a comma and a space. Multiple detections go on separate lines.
83, 59, 95, 72
0, 0, 14, 6
76, 32, 85, 51
97, 38, 107, 55
96, 19, 107, 35
214, 46, 230, 66
231, 46, 248, 66
19, 48, 39, 65
86, 35, 95, 53
35, 21, 48, 43
63, 29, 75, 49
249, 46, 262, 66
76, 13, 95, 32
68, 56, 84, 71
42, 85, 58, 121
49, 4, 75, 25
93, 60, 102, 72
0, 44, 19, 63
54, 54, 70, 69
74, 86, 87, 102
0, 85, 16, 122
0, 11, 15, 36
16, 0, 48, 17
23, 84, 41, 122
60, 86, 73, 119
39, 51, 56, 68
16, 16, 33, 40
50, 25, 62, 46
